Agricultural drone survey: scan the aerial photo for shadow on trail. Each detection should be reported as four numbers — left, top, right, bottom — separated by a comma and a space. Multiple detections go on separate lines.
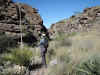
28, 63, 43, 71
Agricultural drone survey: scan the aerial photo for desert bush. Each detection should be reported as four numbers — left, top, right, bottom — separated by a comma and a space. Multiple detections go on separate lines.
1, 47, 33, 75
0, 45, 42, 75
0, 35, 17, 53
2, 47, 33, 67
0, 62, 26, 75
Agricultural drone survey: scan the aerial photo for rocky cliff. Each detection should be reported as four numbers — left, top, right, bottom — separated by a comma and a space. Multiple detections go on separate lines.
0, 0, 48, 45
49, 6, 100, 35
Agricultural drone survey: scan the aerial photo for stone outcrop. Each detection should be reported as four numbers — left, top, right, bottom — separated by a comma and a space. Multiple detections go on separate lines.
49, 6, 100, 35
0, 0, 48, 44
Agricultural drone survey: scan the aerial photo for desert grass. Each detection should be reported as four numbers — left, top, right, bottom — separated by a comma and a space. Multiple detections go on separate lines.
46, 30, 100, 75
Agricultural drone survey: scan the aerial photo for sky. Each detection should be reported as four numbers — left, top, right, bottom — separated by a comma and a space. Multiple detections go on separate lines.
13, 0, 100, 28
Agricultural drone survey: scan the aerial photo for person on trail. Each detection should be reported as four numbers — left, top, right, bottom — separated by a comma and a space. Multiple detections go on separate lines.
39, 33, 48, 68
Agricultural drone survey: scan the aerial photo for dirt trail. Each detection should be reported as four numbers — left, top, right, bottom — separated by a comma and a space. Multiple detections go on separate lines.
29, 67, 47, 75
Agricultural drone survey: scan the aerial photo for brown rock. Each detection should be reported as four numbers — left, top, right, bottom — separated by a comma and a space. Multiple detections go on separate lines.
0, 0, 48, 45
50, 6, 100, 35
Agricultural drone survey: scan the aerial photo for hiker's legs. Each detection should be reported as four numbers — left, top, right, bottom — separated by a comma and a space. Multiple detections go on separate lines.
42, 54, 47, 67
40, 46, 47, 67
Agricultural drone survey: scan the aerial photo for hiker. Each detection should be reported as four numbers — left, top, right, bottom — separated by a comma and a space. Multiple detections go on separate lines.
39, 33, 48, 67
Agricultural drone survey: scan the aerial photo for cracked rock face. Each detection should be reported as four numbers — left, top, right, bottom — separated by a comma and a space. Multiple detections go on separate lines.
49, 6, 100, 35
0, 0, 47, 44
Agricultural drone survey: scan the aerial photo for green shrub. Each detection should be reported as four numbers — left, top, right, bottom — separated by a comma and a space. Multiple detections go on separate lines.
0, 46, 41, 75
0, 35, 17, 52
3, 47, 33, 67
75, 55, 100, 75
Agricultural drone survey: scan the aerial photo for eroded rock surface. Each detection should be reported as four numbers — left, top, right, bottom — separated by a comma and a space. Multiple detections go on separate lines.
0, 0, 48, 44
49, 6, 100, 35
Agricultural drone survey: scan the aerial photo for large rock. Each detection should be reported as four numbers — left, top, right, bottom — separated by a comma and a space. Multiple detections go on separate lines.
49, 6, 100, 35
0, 0, 48, 45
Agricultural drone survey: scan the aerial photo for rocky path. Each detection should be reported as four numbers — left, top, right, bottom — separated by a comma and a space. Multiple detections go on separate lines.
29, 67, 47, 75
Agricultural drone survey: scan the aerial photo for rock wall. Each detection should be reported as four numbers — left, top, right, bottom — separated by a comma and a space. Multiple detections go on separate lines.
0, 0, 48, 44
49, 6, 100, 35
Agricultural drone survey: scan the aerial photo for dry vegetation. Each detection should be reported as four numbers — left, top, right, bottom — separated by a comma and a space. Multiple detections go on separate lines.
45, 29, 100, 75
1, 29, 100, 75
0, 45, 42, 75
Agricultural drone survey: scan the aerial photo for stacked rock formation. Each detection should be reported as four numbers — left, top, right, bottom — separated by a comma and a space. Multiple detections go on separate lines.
0, 0, 48, 44
49, 6, 100, 35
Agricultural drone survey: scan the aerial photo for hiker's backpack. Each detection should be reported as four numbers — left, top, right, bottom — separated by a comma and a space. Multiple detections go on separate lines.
40, 37, 48, 47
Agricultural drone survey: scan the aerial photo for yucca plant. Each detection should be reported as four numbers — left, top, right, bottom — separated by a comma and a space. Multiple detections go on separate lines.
75, 55, 100, 75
